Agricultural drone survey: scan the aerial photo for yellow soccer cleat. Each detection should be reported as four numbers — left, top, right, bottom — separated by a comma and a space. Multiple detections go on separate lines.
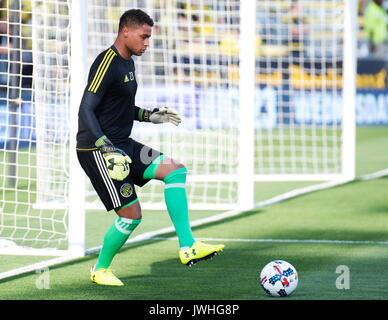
179, 241, 225, 266
90, 265, 124, 286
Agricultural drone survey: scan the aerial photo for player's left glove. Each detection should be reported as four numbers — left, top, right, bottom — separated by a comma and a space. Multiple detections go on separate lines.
149, 107, 182, 126
95, 135, 132, 181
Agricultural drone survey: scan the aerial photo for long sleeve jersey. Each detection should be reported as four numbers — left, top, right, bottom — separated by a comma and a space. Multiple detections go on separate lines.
76, 45, 145, 149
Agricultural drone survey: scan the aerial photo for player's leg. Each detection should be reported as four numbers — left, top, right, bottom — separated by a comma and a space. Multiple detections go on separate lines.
156, 157, 195, 249
94, 200, 141, 270
90, 201, 142, 286
77, 149, 141, 285
143, 155, 225, 266
142, 155, 194, 248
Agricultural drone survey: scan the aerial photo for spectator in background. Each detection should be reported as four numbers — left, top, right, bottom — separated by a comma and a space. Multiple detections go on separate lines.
364, 0, 388, 59
288, 0, 309, 59
0, 0, 11, 87
0, 0, 33, 89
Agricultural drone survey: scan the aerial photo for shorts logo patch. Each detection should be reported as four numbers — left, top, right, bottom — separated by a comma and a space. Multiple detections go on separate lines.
120, 183, 133, 198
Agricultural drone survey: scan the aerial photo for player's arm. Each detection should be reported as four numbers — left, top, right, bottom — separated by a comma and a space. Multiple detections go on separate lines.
134, 106, 151, 122
78, 91, 105, 141
79, 49, 116, 143
79, 90, 132, 181
79, 49, 131, 181
134, 105, 182, 126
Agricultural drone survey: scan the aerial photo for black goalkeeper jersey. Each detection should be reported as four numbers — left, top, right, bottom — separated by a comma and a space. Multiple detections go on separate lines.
76, 45, 140, 149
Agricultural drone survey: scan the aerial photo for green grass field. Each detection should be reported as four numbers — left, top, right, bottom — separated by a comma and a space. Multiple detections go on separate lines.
0, 126, 388, 301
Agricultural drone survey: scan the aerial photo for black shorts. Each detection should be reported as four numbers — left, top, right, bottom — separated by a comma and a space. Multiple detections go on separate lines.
77, 138, 162, 211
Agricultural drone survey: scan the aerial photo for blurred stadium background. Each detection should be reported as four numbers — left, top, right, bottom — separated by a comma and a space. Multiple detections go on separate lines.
0, 0, 387, 300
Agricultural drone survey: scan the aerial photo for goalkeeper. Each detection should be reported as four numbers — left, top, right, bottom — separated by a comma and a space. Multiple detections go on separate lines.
76, 9, 224, 286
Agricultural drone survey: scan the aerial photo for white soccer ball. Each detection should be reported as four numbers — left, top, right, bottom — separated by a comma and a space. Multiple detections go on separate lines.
259, 260, 298, 297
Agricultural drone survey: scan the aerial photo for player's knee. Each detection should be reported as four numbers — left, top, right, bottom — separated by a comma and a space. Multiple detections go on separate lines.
174, 162, 185, 170
165, 159, 185, 172
115, 199, 142, 220
163, 165, 187, 185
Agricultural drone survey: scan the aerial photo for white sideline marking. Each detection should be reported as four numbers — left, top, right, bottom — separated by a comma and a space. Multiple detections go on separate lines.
357, 168, 388, 181
1, 168, 387, 281
151, 236, 388, 246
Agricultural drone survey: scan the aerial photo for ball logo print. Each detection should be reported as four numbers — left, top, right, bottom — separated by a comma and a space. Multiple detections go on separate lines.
259, 260, 298, 297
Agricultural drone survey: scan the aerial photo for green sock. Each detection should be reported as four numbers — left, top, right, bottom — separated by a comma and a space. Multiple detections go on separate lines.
95, 217, 141, 270
163, 167, 195, 248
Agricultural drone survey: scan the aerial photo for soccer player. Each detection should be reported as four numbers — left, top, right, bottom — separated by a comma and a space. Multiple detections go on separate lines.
76, 9, 224, 286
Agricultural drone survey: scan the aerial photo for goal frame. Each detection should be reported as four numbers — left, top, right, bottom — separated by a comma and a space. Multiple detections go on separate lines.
0, 0, 357, 257
67, 0, 88, 258
0, 0, 88, 257
239, 0, 356, 196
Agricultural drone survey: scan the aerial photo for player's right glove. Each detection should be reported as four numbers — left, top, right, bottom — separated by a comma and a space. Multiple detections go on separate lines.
95, 135, 131, 181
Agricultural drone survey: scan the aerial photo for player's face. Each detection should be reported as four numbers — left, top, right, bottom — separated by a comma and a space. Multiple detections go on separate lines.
124, 23, 152, 56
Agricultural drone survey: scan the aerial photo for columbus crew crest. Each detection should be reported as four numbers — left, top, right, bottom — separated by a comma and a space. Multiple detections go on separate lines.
120, 183, 133, 198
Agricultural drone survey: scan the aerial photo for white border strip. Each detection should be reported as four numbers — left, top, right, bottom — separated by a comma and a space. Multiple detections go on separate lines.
1, 169, 387, 281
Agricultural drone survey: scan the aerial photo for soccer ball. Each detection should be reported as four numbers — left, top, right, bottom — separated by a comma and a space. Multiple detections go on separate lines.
259, 260, 298, 297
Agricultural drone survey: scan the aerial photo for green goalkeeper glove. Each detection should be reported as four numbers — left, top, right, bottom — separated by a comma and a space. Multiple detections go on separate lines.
149, 107, 182, 126
95, 135, 131, 181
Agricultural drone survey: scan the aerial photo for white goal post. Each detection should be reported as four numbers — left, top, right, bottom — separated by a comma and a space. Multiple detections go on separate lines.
0, 0, 357, 257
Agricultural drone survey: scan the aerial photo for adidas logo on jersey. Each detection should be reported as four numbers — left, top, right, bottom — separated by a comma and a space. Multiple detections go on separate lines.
124, 72, 135, 83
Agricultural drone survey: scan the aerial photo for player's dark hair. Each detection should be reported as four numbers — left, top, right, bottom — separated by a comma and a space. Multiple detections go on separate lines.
119, 9, 154, 32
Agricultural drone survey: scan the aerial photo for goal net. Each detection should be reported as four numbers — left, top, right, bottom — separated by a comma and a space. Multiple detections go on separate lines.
87, 0, 242, 211
0, 0, 356, 255
254, 0, 355, 180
